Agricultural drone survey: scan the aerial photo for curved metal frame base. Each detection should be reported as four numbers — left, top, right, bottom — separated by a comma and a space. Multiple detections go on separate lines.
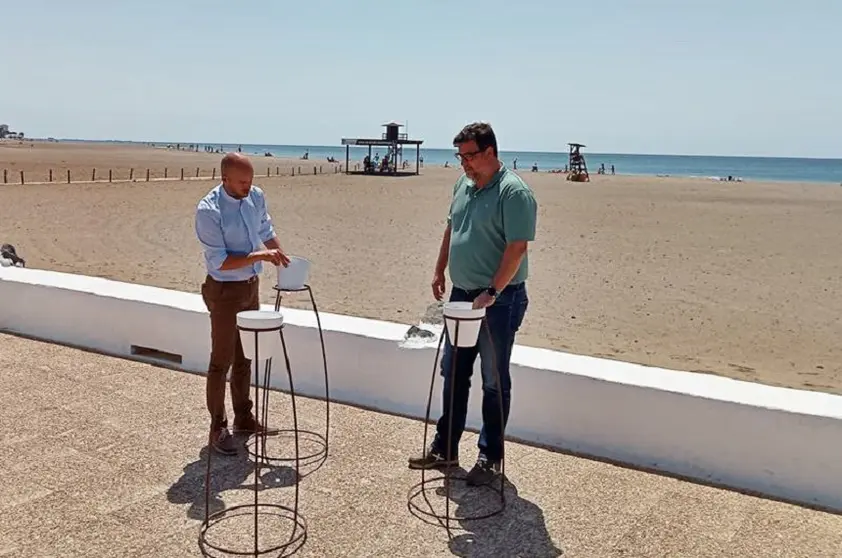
199, 503, 307, 558
264, 285, 329, 475
200, 322, 307, 557
407, 315, 507, 533
245, 428, 328, 474
407, 473, 505, 527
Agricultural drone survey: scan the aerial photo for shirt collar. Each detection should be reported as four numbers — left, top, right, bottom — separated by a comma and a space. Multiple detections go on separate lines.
468, 164, 506, 195
218, 183, 252, 205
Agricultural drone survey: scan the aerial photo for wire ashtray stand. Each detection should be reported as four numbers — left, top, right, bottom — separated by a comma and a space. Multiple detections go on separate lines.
242, 284, 330, 477
407, 311, 507, 535
199, 310, 307, 557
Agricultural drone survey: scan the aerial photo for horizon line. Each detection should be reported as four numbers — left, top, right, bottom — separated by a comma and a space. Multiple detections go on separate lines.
25, 136, 842, 162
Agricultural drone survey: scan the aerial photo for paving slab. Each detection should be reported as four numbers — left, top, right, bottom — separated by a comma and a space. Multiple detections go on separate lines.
1, 332, 841, 557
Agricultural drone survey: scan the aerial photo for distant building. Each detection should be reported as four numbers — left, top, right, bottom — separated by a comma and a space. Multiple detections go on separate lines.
0, 125, 23, 139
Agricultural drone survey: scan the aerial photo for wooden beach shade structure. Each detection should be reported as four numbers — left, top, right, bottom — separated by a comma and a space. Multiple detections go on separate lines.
341, 121, 424, 176
567, 142, 590, 182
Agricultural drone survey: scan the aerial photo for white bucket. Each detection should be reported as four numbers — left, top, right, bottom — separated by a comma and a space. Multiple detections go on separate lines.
443, 302, 486, 348
276, 256, 311, 290
237, 310, 285, 360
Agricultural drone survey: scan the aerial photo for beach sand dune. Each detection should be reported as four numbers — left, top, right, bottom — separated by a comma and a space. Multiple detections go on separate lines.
2, 142, 841, 395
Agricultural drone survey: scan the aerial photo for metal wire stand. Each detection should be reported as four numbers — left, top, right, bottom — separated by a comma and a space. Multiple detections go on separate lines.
199, 314, 307, 557
243, 285, 329, 476
407, 316, 507, 534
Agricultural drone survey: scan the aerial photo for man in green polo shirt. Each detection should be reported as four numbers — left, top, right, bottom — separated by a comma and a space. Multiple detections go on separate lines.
408, 122, 537, 486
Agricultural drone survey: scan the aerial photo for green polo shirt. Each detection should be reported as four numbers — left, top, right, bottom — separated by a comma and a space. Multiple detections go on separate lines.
446, 165, 538, 291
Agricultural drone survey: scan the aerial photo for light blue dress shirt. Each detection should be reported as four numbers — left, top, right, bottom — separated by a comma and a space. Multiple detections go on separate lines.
195, 184, 276, 282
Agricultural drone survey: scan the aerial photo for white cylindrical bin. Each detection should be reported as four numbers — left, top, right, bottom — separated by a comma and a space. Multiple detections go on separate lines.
443, 302, 486, 348
276, 256, 311, 290
237, 310, 285, 360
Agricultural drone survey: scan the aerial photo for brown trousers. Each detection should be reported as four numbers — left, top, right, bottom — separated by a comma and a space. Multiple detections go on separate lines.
201, 275, 260, 429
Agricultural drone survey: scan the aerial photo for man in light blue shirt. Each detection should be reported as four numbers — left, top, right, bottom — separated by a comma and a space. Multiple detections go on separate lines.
195, 152, 290, 455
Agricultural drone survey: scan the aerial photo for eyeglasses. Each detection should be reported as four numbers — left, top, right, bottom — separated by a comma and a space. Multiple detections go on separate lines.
455, 149, 485, 162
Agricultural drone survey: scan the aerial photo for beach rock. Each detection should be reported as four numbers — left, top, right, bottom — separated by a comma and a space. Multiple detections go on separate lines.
404, 325, 436, 341
420, 301, 445, 325
402, 302, 445, 342
0, 243, 25, 267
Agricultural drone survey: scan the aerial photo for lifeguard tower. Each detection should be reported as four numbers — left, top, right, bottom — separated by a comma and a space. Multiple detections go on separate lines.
341, 121, 424, 176
567, 142, 590, 182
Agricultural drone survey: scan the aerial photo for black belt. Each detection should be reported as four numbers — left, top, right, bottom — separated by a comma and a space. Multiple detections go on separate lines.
456, 282, 524, 296
207, 275, 258, 284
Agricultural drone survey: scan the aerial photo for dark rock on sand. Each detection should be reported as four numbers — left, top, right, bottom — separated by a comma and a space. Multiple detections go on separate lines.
404, 325, 436, 340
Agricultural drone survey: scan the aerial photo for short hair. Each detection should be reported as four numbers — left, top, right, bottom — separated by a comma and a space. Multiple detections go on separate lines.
453, 122, 498, 157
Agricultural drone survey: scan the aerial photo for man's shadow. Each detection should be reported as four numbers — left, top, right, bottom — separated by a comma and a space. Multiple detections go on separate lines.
427, 468, 563, 558
166, 437, 298, 522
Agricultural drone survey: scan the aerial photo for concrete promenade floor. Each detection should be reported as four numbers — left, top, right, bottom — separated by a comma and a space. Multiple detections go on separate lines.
1, 332, 841, 557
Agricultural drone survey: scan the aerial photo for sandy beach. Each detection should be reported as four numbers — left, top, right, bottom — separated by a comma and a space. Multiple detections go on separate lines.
0, 140, 336, 182
2, 141, 841, 395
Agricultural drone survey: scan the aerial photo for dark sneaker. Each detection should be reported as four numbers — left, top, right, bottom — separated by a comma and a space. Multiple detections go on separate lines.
408, 445, 458, 470
210, 426, 238, 455
466, 455, 500, 486
233, 413, 278, 436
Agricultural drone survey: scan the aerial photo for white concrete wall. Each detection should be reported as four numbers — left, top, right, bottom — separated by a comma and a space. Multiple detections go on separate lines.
2, 266, 842, 513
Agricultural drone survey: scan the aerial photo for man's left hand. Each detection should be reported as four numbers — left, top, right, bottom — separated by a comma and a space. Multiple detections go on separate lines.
472, 291, 496, 309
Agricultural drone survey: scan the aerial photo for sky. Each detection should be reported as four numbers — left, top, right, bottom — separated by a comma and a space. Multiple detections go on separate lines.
1, 0, 840, 158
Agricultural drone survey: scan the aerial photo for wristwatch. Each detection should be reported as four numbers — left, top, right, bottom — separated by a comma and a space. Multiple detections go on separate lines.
485, 286, 497, 298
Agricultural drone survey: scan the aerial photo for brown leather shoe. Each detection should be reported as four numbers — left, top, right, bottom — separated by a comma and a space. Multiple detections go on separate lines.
233, 414, 279, 435
210, 426, 238, 455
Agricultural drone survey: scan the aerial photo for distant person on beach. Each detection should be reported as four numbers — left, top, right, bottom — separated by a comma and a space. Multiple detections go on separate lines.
408, 121, 538, 486
194, 152, 290, 455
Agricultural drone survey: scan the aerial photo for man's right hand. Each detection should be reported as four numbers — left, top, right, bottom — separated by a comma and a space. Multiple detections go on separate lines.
431, 271, 446, 301
257, 249, 288, 267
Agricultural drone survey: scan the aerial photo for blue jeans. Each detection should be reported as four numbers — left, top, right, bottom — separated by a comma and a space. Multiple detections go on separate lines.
433, 282, 528, 462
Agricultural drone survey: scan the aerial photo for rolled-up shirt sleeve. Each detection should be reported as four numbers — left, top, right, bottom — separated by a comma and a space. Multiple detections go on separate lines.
195, 206, 228, 270
257, 192, 276, 243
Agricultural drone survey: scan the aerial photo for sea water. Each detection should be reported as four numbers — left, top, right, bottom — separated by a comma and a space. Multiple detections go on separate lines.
206, 144, 842, 184
101, 140, 842, 184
